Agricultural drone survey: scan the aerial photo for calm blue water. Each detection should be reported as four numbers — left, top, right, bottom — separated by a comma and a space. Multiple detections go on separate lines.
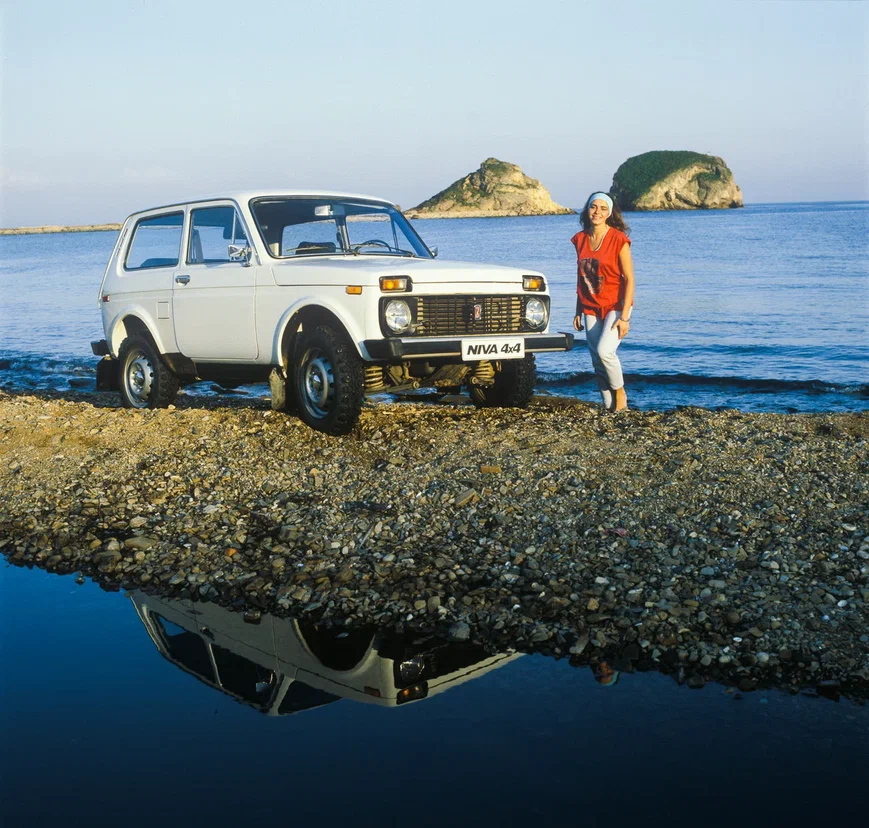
2, 562, 867, 828
1, 202, 867, 411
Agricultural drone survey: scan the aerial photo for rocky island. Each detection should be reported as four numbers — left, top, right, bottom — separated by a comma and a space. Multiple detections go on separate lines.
405, 158, 574, 219
611, 150, 744, 211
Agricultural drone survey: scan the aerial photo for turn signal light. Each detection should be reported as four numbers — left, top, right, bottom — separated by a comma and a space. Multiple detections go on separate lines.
396, 682, 429, 705
346, 285, 362, 295
380, 276, 410, 292
523, 276, 545, 291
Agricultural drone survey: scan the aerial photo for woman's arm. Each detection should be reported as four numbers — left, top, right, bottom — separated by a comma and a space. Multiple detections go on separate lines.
573, 294, 584, 331
613, 243, 635, 339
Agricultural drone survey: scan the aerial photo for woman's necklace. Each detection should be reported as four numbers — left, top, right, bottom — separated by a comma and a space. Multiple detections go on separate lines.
588, 226, 608, 251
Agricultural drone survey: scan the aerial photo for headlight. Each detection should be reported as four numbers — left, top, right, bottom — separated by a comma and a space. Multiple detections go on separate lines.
385, 299, 412, 333
525, 297, 547, 329
398, 656, 426, 684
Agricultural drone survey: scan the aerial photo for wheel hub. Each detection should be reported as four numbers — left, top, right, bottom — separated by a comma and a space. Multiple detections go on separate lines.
302, 353, 334, 417
125, 351, 153, 407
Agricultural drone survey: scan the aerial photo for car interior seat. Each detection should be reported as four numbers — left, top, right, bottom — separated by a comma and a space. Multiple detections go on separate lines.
189, 229, 204, 263
295, 241, 337, 255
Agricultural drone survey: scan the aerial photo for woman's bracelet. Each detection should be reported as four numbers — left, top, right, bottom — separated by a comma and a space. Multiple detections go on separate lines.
620, 317, 631, 323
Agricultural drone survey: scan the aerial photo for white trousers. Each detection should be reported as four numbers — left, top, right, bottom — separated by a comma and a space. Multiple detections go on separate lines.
584, 310, 624, 408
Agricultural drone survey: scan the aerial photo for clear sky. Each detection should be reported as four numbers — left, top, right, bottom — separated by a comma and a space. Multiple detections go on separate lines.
1, 0, 867, 226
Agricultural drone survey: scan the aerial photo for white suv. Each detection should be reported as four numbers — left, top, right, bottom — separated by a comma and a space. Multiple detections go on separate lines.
93, 191, 573, 434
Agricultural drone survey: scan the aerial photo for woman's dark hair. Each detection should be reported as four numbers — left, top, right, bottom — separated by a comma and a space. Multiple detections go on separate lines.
579, 192, 630, 236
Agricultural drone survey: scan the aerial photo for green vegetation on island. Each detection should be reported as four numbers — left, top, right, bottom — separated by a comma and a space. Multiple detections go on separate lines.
611, 150, 744, 211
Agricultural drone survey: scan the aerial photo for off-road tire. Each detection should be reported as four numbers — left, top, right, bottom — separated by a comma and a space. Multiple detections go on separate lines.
117, 334, 180, 409
292, 324, 364, 435
469, 354, 536, 409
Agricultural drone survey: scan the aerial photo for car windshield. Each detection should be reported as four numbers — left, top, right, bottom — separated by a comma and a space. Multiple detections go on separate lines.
249, 197, 432, 259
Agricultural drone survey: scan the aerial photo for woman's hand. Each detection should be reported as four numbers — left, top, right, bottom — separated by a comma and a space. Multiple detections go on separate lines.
573, 315, 584, 331
612, 317, 630, 339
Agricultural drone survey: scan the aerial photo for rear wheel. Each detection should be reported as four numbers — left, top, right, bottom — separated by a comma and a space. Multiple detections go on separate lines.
292, 324, 364, 435
469, 354, 536, 408
118, 334, 179, 409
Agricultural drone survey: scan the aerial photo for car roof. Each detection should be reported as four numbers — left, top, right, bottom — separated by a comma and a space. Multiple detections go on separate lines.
127, 190, 397, 218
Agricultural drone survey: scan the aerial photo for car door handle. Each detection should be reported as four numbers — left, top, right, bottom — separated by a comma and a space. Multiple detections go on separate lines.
175, 274, 190, 285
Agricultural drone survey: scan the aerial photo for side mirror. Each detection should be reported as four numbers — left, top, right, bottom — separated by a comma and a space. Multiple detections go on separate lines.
430, 246, 438, 258
228, 244, 252, 266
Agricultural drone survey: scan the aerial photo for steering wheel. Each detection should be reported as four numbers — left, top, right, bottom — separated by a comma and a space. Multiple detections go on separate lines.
353, 239, 394, 251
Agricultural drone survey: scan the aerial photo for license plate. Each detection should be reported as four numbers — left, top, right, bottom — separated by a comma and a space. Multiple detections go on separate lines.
460, 337, 525, 361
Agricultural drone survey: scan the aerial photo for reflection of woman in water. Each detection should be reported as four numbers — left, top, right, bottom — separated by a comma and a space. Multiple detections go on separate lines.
571, 192, 635, 411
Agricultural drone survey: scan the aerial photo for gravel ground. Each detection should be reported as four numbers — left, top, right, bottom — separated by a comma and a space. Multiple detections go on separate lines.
1, 388, 867, 699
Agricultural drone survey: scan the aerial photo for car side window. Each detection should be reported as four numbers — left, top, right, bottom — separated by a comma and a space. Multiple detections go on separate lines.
125, 212, 184, 270
188, 206, 249, 264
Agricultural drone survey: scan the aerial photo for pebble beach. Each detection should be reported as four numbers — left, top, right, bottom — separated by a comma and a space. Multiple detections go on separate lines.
1, 389, 867, 699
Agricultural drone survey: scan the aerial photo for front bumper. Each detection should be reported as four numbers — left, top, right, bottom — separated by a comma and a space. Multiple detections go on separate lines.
363, 332, 574, 362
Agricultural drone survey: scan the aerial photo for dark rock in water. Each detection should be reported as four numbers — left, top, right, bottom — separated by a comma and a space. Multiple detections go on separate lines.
69, 378, 91, 389
0, 359, 12, 370
448, 621, 471, 642
210, 385, 247, 395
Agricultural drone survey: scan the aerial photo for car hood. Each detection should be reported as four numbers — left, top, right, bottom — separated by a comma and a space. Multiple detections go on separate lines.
269, 256, 541, 287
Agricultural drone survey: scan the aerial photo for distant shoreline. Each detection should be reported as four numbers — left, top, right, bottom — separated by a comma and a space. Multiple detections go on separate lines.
0, 223, 122, 236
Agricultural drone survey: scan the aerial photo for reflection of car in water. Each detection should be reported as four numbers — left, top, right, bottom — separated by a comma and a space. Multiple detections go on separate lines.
130, 592, 521, 715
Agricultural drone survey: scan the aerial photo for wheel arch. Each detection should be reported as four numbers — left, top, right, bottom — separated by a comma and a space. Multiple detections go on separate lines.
275, 302, 361, 373
108, 312, 166, 357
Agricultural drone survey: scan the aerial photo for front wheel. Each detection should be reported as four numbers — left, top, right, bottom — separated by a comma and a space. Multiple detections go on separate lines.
469, 354, 536, 408
292, 325, 364, 435
118, 334, 179, 409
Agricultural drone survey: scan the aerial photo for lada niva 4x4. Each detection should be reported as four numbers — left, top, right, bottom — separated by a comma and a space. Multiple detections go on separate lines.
93, 192, 573, 434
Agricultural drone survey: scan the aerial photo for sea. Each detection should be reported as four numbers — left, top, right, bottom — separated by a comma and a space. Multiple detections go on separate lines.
2, 203, 868, 826
1, 201, 867, 411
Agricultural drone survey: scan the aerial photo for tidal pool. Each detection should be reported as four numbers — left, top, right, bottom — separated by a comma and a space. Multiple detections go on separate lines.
1, 562, 866, 827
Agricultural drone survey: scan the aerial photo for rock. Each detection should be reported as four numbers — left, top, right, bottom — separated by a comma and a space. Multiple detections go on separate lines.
448, 621, 470, 642
454, 489, 479, 507
427, 596, 441, 613
124, 536, 156, 551
129, 516, 148, 529
570, 631, 590, 655
406, 158, 574, 219
92, 550, 121, 569
480, 464, 502, 474
611, 150, 743, 211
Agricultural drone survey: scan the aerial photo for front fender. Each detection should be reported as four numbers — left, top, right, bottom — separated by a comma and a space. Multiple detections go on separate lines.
272, 296, 369, 363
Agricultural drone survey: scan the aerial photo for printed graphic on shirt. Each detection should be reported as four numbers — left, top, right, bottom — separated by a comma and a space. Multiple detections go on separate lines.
579, 257, 602, 295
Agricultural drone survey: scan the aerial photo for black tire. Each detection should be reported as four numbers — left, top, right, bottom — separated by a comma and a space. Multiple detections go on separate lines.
117, 334, 180, 409
292, 324, 364, 435
469, 355, 536, 408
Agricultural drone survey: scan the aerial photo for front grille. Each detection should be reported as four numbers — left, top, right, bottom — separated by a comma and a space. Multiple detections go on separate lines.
413, 295, 525, 337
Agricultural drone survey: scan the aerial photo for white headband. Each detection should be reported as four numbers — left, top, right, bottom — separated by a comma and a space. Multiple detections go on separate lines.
587, 192, 614, 213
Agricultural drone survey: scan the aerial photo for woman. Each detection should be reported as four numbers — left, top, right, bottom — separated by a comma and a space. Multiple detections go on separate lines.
570, 192, 634, 411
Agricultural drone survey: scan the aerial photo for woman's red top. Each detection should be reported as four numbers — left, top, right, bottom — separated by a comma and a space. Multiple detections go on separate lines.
570, 228, 631, 317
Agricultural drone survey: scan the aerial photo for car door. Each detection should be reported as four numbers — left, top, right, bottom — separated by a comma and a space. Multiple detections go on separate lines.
172, 202, 258, 360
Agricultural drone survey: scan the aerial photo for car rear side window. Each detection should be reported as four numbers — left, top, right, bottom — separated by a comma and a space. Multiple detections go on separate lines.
188, 206, 249, 264
125, 212, 184, 270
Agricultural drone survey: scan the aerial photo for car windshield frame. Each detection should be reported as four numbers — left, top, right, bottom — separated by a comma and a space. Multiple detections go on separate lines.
248, 196, 433, 260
